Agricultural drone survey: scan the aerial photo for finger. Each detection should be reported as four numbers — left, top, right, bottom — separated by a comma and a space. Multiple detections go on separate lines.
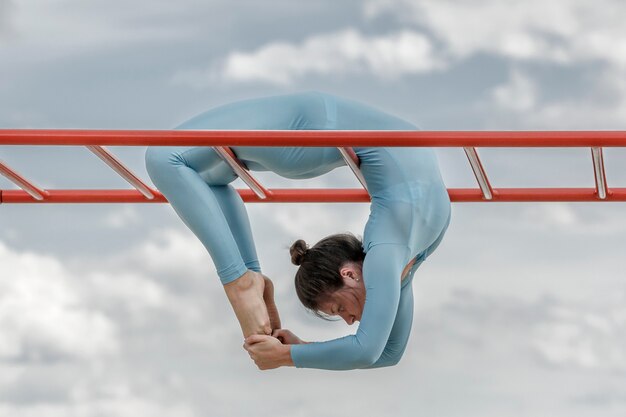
272, 330, 284, 343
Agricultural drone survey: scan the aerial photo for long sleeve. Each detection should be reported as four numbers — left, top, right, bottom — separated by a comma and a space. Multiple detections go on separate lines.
364, 281, 414, 368
290, 243, 410, 370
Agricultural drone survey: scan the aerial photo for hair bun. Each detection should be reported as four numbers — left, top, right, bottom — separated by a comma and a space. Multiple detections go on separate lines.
290, 239, 309, 266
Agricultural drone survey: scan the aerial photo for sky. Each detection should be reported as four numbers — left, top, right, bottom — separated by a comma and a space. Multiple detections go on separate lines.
1, 0, 626, 416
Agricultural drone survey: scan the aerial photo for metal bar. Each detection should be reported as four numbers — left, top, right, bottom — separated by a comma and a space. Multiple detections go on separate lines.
591, 147, 608, 200
0, 160, 48, 200
2, 129, 626, 147
463, 147, 493, 200
338, 147, 368, 192
213, 146, 269, 199
86, 145, 155, 199
3, 187, 626, 203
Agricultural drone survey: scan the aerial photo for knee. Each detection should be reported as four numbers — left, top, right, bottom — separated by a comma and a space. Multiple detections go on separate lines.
145, 147, 184, 183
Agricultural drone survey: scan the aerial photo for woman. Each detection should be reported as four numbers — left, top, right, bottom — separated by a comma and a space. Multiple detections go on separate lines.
145, 91, 451, 370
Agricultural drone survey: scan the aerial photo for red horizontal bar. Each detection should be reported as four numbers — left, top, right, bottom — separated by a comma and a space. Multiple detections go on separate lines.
2, 188, 626, 203
1, 129, 626, 147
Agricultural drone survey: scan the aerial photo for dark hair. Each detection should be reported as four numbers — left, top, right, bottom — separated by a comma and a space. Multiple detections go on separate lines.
290, 233, 365, 315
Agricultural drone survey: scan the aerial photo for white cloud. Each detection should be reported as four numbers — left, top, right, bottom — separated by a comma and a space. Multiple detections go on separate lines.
522, 204, 579, 228
271, 203, 368, 241
483, 65, 626, 128
531, 298, 626, 371
0, 396, 195, 417
411, 289, 626, 374
0, 242, 119, 361
122, 228, 210, 279
2, 0, 195, 63
365, 0, 626, 68
174, 29, 443, 86
103, 206, 140, 229
363, 0, 626, 127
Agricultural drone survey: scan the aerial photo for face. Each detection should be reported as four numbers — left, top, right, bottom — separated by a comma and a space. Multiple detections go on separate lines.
318, 262, 366, 325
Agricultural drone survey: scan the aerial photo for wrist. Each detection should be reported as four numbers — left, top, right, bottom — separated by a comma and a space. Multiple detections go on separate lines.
282, 345, 295, 367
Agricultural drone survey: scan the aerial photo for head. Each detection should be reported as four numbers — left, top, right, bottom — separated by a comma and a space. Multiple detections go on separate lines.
290, 234, 366, 325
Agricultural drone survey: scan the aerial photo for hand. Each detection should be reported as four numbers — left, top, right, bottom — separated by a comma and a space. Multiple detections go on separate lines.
262, 275, 281, 331
272, 329, 305, 345
244, 335, 293, 370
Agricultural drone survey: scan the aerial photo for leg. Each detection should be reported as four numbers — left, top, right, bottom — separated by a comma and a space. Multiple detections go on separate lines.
210, 173, 281, 329
145, 146, 274, 336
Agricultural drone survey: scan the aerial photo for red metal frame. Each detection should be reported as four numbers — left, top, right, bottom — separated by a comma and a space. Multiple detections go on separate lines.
2, 188, 626, 203
1, 129, 626, 204
1, 129, 626, 147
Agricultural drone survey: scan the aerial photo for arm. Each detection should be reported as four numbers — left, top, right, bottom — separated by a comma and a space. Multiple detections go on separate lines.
290, 243, 410, 370
364, 281, 414, 368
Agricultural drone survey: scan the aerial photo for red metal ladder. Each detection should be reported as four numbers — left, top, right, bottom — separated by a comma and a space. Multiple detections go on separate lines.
0, 129, 624, 203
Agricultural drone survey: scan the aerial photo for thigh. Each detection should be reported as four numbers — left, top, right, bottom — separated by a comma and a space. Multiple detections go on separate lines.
232, 146, 344, 179
178, 147, 238, 185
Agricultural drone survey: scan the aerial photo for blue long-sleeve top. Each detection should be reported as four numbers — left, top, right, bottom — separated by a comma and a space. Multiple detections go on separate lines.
289, 105, 451, 368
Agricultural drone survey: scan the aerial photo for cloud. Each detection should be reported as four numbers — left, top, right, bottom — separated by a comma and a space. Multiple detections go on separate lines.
0, 242, 119, 361
173, 29, 443, 86
483, 66, 626, 128
2, 0, 195, 57
365, 0, 626, 67
531, 298, 626, 371
0, 390, 196, 417
362, 1, 626, 128
118, 228, 210, 282
412, 288, 626, 373
522, 204, 579, 228
103, 206, 140, 229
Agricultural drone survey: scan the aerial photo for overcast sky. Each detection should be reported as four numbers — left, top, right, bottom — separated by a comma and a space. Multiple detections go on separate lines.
1, 1, 626, 416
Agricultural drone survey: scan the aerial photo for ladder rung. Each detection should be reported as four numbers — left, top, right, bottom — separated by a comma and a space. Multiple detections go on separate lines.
591, 147, 608, 199
0, 159, 48, 201
86, 145, 155, 199
463, 147, 493, 200
338, 147, 369, 192
213, 146, 270, 199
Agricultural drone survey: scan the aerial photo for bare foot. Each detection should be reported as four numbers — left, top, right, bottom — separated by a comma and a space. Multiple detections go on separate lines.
224, 270, 271, 338
262, 275, 281, 330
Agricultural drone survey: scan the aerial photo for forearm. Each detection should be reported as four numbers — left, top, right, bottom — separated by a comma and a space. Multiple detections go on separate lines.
364, 282, 415, 369
291, 337, 387, 370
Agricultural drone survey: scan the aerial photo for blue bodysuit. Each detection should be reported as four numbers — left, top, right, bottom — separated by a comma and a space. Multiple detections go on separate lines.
145, 92, 451, 370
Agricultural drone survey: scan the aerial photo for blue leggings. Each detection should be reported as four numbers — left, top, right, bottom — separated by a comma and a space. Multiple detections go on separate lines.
145, 146, 262, 284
